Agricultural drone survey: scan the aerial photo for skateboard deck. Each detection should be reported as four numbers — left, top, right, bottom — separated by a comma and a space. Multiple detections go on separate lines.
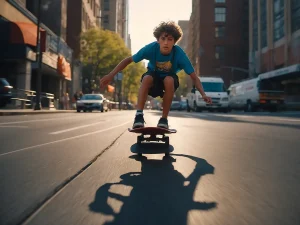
128, 127, 177, 135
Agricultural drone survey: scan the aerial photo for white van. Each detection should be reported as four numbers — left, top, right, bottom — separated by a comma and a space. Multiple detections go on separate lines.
186, 76, 229, 112
228, 77, 284, 112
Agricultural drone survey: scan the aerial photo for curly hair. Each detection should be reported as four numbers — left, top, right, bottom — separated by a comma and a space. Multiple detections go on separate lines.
153, 21, 183, 43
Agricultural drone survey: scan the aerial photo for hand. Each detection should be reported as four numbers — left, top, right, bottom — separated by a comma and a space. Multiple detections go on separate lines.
202, 95, 212, 104
100, 74, 113, 88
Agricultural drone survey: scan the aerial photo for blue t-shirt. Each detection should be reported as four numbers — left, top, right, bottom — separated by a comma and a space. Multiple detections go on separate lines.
132, 42, 194, 77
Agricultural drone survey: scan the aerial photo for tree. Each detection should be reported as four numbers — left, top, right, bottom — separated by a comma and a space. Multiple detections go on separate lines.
80, 28, 131, 93
175, 70, 189, 100
122, 61, 147, 104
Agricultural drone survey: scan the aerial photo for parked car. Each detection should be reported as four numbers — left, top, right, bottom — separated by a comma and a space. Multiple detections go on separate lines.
76, 94, 108, 112
186, 77, 229, 112
0, 78, 13, 108
228, 77, 284, 112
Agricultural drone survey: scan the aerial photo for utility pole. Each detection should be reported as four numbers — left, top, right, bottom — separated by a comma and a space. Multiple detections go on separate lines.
34, 0, 42, 110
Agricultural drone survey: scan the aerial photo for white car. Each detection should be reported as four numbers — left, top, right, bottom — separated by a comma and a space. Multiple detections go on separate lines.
76, 94, 108, 112
186, 77, 229, 112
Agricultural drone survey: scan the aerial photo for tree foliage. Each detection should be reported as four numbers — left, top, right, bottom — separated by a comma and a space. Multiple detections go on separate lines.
79, 28, 147, 103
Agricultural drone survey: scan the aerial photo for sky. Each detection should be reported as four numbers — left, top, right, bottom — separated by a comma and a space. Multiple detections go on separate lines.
128, 0, 192, 55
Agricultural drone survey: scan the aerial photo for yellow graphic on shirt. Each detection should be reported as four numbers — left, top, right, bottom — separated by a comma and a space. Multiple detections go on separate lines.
156, 61, 172, 72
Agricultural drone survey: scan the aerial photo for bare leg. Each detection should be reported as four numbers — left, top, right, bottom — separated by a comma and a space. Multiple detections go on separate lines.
136, 75, 153, 110
162, 76, 175, 118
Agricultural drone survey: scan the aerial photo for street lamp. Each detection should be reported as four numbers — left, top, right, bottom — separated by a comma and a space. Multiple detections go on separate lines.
34, 0, 42, 110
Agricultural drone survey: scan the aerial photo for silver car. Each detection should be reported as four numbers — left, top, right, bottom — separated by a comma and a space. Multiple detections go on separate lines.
76, 94, 108, 112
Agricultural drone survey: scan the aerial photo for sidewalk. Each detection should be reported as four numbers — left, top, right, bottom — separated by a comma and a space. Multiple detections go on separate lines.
0, 109, 76, 116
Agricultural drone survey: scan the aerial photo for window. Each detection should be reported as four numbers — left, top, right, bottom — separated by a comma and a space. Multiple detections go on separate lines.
215, 7, 226, 22
103, 14, 109, 24
291, 0, 300, 32
215, 26, 225, 38
273, 0, 285, 42
215, 0, 225, 3
215, 46, 225, 60
260, 0, 267, 48
103, 0, 109, 11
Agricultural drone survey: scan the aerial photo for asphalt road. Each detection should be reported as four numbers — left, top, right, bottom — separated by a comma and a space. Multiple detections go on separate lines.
0, 110, 299, 225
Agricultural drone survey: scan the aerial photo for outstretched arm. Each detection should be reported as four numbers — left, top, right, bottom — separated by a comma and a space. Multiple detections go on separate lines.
108, 56, 133, 78
100, 56, 133, 88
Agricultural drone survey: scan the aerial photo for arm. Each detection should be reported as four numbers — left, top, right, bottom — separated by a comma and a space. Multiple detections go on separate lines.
100, 57, 133, 87
108, 56, 133, 79
189, 72, 206, 97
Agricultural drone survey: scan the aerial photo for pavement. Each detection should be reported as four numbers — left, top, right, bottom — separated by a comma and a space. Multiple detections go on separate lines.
0, 110, 299, 225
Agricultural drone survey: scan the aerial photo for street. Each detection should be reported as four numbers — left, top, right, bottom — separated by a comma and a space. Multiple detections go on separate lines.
0, 110, 300, 225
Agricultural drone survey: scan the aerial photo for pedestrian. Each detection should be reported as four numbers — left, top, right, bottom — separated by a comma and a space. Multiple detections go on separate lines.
100, 21, 212, 129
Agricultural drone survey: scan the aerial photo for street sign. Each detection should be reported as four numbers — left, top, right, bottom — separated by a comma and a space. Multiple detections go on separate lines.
114, 72, 123, 81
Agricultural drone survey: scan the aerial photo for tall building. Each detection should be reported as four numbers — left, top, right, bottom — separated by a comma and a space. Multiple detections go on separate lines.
67, 0, 101, 59
187, 0, 249, 87
249, 0, 300, 107
101, 0, 129, 48
177, 20, 189, 52
0, 0, 72, 101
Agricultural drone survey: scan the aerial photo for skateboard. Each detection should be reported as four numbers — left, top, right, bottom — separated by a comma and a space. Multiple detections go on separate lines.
128, 127, 177, 156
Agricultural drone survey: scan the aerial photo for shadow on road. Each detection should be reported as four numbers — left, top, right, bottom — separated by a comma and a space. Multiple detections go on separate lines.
89, 153, 217, 225
150, 111, 300, 130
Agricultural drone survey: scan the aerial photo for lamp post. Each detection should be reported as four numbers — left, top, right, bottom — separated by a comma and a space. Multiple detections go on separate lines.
34, 0, 42, 110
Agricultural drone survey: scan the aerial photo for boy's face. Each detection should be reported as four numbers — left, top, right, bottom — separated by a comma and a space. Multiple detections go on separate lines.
157, 33, 175, 55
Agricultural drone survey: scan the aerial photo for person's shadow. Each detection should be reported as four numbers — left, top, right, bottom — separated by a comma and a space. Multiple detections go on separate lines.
89, 153, 217, 225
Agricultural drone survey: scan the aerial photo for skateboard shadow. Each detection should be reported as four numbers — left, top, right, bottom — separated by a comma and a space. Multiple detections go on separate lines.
89, 154, 217, 225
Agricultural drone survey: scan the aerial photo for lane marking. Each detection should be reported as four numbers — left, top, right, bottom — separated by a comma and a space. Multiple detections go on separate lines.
50, 120, 107, 134
0, 125, 28, 128
0, 121, 131, 158
0, 117, 76, 125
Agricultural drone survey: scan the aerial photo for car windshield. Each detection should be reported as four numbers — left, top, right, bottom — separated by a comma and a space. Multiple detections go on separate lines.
202, 82, 226, 92
81, 95, 102, 100
0, 78, 10, 86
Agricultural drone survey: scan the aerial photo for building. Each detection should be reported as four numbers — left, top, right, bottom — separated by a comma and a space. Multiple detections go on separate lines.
66, 0, 101, 94
101, 0, 129, 48
0, 0, 73, 104
177, 20, 189, 52
249, 0, 300, 107
187, 0, 249, 87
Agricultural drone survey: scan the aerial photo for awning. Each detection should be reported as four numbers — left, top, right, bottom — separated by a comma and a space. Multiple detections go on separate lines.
259, 64, 300, 80
57, 55, 72, 81
9, 21, 46, 51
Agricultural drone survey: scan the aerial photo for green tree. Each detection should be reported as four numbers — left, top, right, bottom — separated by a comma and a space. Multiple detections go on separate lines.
175, 70, 189, 100
80, 28, 131, 92
122, 61, 147, 104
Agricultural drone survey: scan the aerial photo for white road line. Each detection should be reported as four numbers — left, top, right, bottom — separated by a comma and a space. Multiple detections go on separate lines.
0, 125, 28, 128
50, 120, 107, 134
0, 117, 75, 125
0, 121, 131, 158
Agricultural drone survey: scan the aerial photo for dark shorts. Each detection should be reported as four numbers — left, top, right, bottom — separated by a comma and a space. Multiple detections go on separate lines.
141, 71, 179, 98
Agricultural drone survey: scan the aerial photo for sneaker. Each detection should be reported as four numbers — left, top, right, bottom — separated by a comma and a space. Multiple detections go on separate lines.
132, 114, 145, 128
157, 117, 169, 129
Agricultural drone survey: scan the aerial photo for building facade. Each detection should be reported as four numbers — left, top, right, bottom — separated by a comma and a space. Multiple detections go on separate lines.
0, 0, 73, 104
66, 0, 101, 94
101, 0, 129, 48
249, 0, 300, 107
187, 0, 249, 87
